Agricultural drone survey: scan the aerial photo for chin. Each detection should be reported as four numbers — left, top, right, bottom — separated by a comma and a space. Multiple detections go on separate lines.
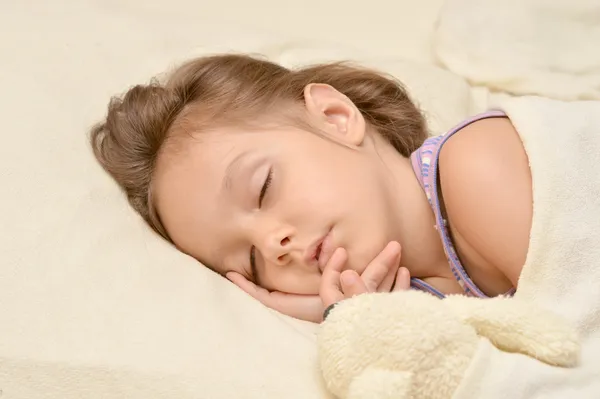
345, 245, 377, 275
353, 234, 393, 271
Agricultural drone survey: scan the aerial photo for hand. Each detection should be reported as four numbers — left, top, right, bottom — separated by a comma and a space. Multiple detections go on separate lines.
226, 271, 325, 323
319, 241, 411, 311
226, 241, 410, 323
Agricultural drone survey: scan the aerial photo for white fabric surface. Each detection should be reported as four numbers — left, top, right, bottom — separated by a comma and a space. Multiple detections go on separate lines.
453, 96, 600, 398
0, 1, 478, 398
434, 0, 600, 101
433, 10, 600, 395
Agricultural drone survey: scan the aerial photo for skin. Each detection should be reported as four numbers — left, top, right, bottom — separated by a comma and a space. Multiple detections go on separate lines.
153, 83, 533, 323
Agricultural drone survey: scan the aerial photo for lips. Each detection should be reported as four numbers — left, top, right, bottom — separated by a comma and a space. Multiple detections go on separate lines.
317, 230, 334, 272
304, 228, 333, 272
304, 236, 325, 266
315, 243, 323, 262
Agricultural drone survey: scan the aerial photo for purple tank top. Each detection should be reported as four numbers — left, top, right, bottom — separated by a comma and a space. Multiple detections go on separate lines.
408, 110, 516, 299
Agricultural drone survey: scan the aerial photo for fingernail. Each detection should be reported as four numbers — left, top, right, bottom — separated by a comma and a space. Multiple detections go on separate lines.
341, 273, 356, 286
388, 243, 401, 261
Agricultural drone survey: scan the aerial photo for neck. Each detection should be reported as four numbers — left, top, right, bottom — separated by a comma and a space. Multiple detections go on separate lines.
374, 138, 451, 280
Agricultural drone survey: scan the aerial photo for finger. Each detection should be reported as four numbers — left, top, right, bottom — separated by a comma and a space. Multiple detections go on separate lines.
361, 241, 402, 292
266, 290, 324, 323
392, 267, 411, 292
377, 255, 401, 293
319, 248, 348, 309
227, 271, 284, 310
376, 266, 397, 293
227, 272, 323, 323
340, 270, 369, 298
227, 271, 267, 300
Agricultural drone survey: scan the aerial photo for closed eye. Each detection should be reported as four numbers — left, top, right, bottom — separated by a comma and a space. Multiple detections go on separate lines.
258, 168, 272, 207
249, 246, 258, 283
249, 168, 272, 283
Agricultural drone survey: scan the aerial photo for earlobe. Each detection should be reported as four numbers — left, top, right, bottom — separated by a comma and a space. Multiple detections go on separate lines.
303, 83, 366, 146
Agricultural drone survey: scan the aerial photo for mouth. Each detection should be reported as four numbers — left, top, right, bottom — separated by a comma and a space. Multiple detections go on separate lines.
315, 243, 323, 262
304, 228, 333, 272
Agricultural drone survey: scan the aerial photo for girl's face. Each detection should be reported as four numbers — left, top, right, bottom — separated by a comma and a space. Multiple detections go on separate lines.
153, 84, 426, 295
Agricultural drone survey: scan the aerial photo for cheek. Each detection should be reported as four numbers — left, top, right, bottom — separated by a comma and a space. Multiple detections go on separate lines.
341, 200, 394, 274
345, 232, 388, 275
280, 170, 342, 216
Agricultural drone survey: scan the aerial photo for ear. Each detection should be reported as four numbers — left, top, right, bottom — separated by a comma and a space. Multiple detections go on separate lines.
303, 83, 366, 146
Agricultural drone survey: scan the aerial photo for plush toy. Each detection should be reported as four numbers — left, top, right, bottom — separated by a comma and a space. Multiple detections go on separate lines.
317, 290, 580, 399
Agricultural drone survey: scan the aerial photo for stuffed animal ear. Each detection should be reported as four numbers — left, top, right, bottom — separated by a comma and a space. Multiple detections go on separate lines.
444, 295, 580, 367
347, 367, 413, 399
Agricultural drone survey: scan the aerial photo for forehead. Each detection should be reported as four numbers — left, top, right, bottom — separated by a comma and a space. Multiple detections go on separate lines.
154, 133, 241, 237
155, 123, 311, 194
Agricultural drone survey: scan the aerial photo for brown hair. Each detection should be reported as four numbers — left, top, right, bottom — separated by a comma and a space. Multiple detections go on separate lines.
90, 54, 427, 241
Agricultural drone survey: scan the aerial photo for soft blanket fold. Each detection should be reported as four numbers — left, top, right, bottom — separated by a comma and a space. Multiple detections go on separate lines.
433, 0, 600, 101
431, 4, 600, 394
318, 95, 600, 398
453, 95, 600, 398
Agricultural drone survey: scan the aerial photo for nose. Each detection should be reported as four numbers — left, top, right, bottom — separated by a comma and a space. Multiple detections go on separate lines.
257, 225, 294, 266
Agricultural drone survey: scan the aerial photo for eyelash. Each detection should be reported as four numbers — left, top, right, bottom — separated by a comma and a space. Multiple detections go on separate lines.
258, 169, 272, 207
250, 168, 273, 279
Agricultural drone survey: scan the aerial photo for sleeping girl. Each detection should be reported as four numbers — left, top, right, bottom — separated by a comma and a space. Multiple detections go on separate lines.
90, 54, 532, 323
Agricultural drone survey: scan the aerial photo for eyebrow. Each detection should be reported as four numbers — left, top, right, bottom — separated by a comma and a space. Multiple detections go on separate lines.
222, 151, 249, 193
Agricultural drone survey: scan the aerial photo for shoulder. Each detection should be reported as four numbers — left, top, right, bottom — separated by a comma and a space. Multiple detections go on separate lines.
438, 116, 533, 286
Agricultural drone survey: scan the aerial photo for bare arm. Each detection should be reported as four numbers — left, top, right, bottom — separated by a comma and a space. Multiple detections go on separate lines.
438, 117, 533, 287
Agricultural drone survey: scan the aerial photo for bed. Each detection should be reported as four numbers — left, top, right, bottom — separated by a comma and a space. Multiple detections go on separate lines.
2, 0, 598, 397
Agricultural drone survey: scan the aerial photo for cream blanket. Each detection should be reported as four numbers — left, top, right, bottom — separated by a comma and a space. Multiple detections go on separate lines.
318, 95, 600, 399
434, 0, 600, 101
1, 2, 459, 398
453, 96, 600, 398
431, 4, 600, 395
